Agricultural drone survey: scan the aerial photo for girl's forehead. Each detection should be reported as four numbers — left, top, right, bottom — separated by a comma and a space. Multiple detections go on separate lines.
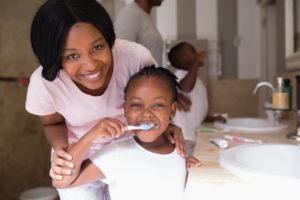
133, 75, 164, 84
128, 76, 169, 92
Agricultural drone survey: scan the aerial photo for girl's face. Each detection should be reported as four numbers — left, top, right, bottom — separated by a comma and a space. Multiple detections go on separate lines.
62, 22, 113, 96
124, 76, 176, 143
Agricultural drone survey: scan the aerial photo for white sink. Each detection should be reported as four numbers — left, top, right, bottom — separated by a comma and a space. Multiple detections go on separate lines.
220, 144, 300, 183
214, 118, 289, 133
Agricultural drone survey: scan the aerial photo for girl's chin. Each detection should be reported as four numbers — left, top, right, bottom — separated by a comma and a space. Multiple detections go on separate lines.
135, 135, 158, 143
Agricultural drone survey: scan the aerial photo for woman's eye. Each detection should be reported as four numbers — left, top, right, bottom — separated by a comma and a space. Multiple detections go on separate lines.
66, 53, 78, 60
92, 44, 102, 52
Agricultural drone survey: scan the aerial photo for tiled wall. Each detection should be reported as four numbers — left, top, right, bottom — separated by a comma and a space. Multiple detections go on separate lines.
0, 1, 52, 199
207, 79, 260, 118
0, 83, 51, 200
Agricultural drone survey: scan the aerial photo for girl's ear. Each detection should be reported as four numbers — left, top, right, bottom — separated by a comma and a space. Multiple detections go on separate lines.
171, 102, 177, 117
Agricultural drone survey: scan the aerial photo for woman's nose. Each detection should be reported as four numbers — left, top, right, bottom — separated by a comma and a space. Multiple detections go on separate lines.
82, 54, 97, 70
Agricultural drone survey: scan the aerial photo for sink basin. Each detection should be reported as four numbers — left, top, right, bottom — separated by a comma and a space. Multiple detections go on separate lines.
214, 118, 289, 133
220, 144, 300, 183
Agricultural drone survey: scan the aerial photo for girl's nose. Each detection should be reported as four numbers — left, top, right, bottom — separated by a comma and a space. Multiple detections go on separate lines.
141, 108, 153, 118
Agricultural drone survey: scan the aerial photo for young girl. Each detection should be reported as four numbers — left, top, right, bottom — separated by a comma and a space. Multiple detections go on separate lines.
26, 0, 185, 199
168, 42, 226, 155
52, 66, 200, 200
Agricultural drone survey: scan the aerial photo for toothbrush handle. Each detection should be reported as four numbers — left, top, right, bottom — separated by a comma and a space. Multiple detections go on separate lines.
124, 125, 140, 131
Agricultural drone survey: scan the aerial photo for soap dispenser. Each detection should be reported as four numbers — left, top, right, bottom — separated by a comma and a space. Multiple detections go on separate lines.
284, 78, 292, 109
272, 77, 289, 109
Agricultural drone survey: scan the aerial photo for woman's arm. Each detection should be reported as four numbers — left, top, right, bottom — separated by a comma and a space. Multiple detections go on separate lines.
40, 113, 75, 180
40, 113, 68, 150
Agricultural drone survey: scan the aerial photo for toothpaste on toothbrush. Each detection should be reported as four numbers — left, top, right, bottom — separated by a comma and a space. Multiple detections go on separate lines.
223, 134, 262, 144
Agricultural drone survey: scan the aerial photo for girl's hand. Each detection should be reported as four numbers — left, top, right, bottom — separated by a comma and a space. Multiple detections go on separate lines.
164, 123, 186, 158
186, 156, 201, 169
50, 145, 74, 181
177, 93, 191, 112
195, 51, 207, 68
88, 117, 125, 140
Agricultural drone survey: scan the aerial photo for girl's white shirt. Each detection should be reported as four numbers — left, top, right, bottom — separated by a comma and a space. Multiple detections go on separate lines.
91, 137, 186, 200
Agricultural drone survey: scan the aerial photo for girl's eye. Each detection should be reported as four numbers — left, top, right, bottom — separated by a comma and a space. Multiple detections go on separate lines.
153, 103, 165, 108
66, 53, 79, 60
92, 44, 102, 52
130, 103, 142, 108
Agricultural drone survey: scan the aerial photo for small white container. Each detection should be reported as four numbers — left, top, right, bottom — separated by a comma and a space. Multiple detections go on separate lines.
210, 138, 228, 149
20, 187, 58, 200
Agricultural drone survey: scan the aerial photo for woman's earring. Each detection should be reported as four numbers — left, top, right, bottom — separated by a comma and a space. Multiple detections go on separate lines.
169, 116, 173, 122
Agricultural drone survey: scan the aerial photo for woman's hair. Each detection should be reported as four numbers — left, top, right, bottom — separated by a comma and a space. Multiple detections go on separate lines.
30, 0, 116, 81
124, 65, 179, 102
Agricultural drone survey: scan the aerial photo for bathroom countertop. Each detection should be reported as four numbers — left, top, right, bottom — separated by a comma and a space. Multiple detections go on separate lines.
183, 124, 299, 200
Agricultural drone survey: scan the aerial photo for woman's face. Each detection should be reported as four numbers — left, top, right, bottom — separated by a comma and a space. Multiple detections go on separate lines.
124, 76, 176, 143
61, 22, 113, 96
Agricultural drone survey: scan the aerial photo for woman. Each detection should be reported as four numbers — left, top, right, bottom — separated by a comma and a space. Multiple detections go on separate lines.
26, 0, 185, 199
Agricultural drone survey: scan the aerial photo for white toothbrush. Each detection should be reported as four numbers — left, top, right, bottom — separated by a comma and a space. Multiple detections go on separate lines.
224, 135, 262, 144
124, 124, 156, 131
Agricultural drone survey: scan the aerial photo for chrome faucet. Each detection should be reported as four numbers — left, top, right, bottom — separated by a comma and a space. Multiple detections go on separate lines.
253, 81, 281, 126
253, 81, 275, 95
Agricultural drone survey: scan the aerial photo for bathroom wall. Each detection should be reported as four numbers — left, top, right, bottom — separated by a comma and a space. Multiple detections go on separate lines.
207, 79, 260, 118
0, 0, 51, 200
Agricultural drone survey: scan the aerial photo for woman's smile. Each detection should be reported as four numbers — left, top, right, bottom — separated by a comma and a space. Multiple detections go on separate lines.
80, 70, 102, 81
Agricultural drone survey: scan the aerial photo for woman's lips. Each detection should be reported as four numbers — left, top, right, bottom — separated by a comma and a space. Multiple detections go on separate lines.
81, 70, 101, 81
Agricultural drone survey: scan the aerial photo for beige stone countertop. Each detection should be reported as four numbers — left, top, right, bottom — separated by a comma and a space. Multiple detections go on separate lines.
183, 123, 300, 200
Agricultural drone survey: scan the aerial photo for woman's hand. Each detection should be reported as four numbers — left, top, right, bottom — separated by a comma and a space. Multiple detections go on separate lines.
164, 123, 186, 158
50, 145, 74, 181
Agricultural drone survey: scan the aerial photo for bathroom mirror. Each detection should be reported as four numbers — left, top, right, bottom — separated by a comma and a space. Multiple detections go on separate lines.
286, 0, 300, 70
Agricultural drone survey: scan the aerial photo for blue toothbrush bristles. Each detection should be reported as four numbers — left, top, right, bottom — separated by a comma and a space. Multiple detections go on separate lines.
140, 124, 154, 131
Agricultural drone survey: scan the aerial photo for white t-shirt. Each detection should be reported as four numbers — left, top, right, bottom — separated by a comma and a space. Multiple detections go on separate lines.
25, 39, 155, 157
173, 70, 208, 141
114, 2, 163, 65
91, 137, 186, 200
